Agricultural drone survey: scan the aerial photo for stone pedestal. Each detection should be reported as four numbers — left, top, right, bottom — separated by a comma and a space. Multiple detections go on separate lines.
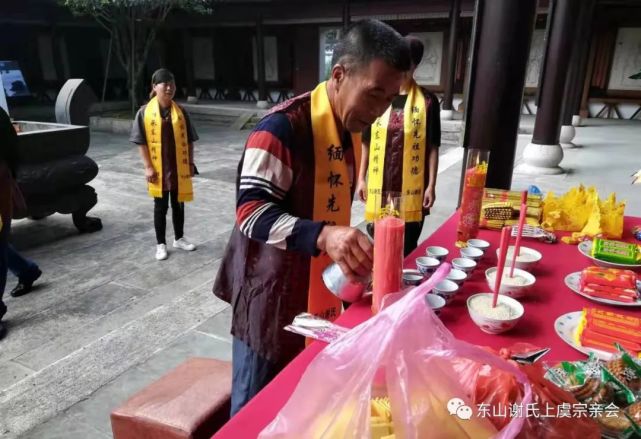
560, 124, 577, 148
518, 142, 564, 175
440, 109, 454, 120
572, 115, 582, 127
520, 0, 581, 175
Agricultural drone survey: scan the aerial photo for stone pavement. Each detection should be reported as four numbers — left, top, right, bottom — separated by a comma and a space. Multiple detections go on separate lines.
0, 117, 639, 438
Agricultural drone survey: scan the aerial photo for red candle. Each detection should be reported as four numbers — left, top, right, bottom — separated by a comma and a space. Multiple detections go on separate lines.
493, 226, 512, 308
372, 216, 405, 314
509, 191, 529, 277
455, 153, 488, 247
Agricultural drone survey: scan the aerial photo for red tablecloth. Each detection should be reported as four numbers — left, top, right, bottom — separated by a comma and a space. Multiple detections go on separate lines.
214, 213, 641, 438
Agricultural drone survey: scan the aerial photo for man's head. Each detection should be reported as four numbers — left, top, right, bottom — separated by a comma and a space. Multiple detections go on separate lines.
405, 36, 425, 77
328, 19, 410, 132
150, 68, 176, 103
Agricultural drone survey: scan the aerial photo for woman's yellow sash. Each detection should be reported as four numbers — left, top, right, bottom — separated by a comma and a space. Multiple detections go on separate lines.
365, 82, 427, 222
308, 81, 361, 320
143, 97, 193, 202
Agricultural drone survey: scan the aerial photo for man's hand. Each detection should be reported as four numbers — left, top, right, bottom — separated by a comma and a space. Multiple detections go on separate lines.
317, 225, 373, 281
145, 166, 158, 183
423, 185, 436, 209
355, 178, 367, 202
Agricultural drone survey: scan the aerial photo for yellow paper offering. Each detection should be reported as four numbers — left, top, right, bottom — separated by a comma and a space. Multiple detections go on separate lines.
541, 185, 625, 244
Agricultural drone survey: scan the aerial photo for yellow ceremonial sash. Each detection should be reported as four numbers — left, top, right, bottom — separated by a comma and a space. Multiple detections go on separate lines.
365, 82, 427, 222
143, 96, 193, 202
308, 81, 361, 320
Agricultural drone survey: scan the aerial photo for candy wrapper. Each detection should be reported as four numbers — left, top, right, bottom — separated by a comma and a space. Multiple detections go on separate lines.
284, 313, 349, 344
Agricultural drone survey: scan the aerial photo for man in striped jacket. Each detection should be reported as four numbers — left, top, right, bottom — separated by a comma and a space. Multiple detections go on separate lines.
213, 19, 411, 416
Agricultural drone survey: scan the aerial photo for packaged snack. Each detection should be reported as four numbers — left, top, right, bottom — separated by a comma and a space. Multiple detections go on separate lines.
545, 353, 641, 439
601, 366, 636, 407
606, 351, 641, 393
591, 238, 641, 265
576, 308, 641, 357
580, 266, 638, 290
482, 202, 513, 220
479, 188, 543, 231
578, 325, 641, 356
582, 285, 639, 303
370, 397, 394, 438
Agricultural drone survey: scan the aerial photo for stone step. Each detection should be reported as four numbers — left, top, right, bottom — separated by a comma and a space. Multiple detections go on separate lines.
190, 114, 238, 127
0, 265, 228, 438
441, 119, 463, 130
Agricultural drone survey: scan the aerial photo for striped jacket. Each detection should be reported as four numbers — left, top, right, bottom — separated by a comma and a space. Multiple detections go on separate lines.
213, 92, 356, 363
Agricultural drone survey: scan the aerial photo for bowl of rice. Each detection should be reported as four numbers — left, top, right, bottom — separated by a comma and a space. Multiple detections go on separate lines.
495, 246, 542, 272
466, 293, 524, 334
484, 267, 536, 299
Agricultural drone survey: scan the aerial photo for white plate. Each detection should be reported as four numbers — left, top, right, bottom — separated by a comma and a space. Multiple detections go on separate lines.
554, 311, 613, 361
564, 272, 641, 307
578, 240, 641, 271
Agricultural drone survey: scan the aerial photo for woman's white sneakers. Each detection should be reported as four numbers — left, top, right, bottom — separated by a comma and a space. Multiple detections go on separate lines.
155, 244, 168, 261
173, 237, 196, 251
156, 238, 196, 260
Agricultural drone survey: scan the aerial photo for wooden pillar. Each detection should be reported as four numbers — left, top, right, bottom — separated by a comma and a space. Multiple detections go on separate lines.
558, 0, 596, 147
579, 37, 597, 120
182, 30, 196, 97
342, 0, 351, 33
441, 0, 461, 119
51, 26, 65, 84
256, 14, 267, 104
561, 0, 596, 128
519, 0, 582, 175
460, 0, 538, 192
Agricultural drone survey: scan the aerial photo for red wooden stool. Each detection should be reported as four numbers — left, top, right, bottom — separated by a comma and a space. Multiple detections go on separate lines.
111, 357, 232, 439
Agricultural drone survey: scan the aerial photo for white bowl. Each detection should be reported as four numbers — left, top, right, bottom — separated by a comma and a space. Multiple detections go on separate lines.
467, 293, 524, 334
416, 256, 440, 275
446, 268, 467, 286
425, 293, 446, 314
460, 247, 484, 261
452, 257, 477, 274
403, 269, 424, 286
433, 279, 459, 304
495, 246, 542, 272
485, 267, 536, 299
426, 246, 449, 262
467, 239, 490, 251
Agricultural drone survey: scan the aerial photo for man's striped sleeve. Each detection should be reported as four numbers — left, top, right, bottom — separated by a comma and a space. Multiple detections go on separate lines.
237, 113, 323, 255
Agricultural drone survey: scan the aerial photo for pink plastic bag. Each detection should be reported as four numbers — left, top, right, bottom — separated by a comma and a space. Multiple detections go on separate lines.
259, 264, 532, 438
